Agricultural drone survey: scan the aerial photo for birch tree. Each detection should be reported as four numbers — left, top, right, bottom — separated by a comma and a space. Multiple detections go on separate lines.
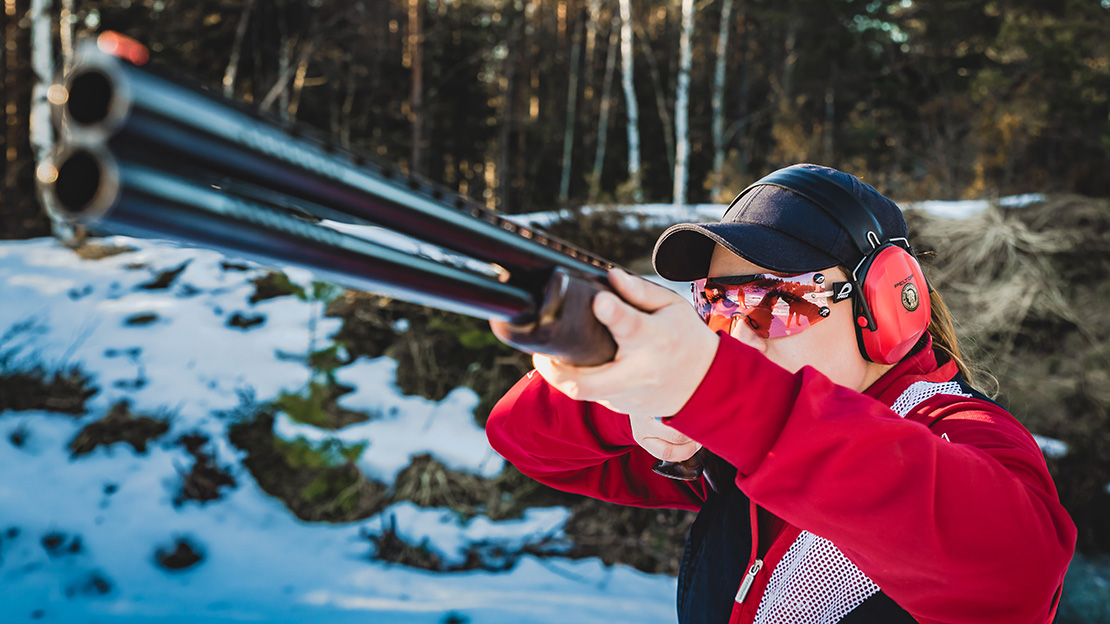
59, 0, 76, 75
222, 0, 254, 98
711, 0, 734, 198
584, 0, 601, 83
29, 0, 71, 239
589, 26, 619, 203
672, 0, 694, 206
618, 0, 643, 202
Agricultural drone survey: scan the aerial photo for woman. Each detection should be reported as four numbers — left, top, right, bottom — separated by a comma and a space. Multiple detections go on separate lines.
486, 164, 1075, 624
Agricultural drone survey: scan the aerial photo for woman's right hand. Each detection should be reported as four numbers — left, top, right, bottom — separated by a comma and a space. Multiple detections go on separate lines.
628, 413, 702, 462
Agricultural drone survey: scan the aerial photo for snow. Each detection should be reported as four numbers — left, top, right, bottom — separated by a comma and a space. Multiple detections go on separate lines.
273, 364, 504, 483
508, 193, 1048, 228
0, 237, 679, 623
899, 193, 1045, 219
506, 203, 725, 229
1033, 434, 1070, 459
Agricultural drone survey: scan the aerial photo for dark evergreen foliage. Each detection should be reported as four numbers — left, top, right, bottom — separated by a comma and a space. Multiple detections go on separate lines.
3, 1, 1109, 239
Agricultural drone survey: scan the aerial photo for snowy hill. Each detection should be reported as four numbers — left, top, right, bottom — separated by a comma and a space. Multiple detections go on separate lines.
0, 237, 679, 623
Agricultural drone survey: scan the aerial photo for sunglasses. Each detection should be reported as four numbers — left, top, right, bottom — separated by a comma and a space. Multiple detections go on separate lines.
692, 271, 853, 339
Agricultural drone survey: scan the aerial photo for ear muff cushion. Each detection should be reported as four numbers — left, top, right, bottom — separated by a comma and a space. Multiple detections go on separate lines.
856, 245, 931, 364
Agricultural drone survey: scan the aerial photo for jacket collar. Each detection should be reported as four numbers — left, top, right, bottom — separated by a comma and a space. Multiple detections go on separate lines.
863, 334, 959, 405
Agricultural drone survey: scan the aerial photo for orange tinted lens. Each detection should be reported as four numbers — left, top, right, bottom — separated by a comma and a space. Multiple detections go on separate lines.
693, 274, 832, 338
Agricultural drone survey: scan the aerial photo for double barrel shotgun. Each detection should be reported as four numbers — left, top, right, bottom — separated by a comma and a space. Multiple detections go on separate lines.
40, 33, 702, 481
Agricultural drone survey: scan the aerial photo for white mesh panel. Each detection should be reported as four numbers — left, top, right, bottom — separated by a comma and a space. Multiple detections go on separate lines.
889, 380, 969, 417
747, 381, 969, 622
752, 532, 879, 624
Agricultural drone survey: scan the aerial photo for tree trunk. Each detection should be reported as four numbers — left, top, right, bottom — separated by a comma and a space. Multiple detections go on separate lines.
223, 0, 254, 98
277, 9, 291, 119
408, 0, 423, 176
340, 57, 356, 149
59, 0, 75, 75
733, 4, 751, 178
260, 36, 314, 119
822, 83, 835, 164
711, 0, 734, 198
3, 1, 26, 197
30, 0, 68, 238
636, 23, 674, 177
498, 19, 522, 212
584, 0, 600, 85
589, 25, 619, 203
287, 45, 313, 121
782, 7, 797, 100
673, 0, 694, 206
559, 11, 583, 203
618, 0, 643, 202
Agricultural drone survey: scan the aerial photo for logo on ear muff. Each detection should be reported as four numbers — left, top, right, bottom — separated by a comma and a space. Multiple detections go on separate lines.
901, 282, 920, 312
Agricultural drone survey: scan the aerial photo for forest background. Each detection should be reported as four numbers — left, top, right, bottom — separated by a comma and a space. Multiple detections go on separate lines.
5, 0, 1110, 233
1, 0, 1109, 619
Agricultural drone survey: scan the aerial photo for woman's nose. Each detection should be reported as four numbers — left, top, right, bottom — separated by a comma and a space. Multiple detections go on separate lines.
726, 314, 768, 351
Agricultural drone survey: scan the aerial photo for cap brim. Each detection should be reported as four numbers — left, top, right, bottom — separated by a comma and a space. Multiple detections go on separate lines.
652, 222, 841, 281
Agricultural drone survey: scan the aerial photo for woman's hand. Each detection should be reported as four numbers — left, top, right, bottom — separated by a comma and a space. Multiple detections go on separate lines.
531, 268, 719, 418
628, 413, 702, 461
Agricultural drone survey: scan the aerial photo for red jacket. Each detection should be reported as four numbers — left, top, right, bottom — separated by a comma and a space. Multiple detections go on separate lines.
486, 334, 1076, 624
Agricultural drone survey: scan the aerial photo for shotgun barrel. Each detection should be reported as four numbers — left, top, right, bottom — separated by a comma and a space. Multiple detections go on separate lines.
57, 44, 612, 282
42, 36, 702, 480
41, 39, 624, 367
47, 147, 536, 322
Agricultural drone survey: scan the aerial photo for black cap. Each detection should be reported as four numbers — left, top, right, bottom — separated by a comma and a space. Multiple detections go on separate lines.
652, 164, 908, 281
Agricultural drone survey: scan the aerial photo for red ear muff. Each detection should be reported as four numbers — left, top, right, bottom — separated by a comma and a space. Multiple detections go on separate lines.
742, 167, 930, 364
853, 244, 931, 364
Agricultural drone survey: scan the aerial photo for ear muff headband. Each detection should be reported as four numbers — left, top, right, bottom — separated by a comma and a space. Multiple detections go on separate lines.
742, 167, 931, 364
739, 167, 884, 257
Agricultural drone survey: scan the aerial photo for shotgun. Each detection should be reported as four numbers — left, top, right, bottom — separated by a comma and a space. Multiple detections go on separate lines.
40, 35, 702, 481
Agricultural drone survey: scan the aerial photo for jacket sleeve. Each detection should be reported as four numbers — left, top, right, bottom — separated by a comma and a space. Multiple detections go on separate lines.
486, 370, 705, 511
665, 334, 1076, 624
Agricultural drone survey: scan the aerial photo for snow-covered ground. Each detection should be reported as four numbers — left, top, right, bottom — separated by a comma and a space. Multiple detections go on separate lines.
0, 237, 679, 623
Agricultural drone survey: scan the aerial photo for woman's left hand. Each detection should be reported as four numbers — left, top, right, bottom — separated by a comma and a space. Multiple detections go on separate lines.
531, 269, 720, 418
628, 413, 703, 461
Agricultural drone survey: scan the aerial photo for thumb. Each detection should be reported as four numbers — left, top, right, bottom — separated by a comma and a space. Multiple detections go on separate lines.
605, 268, 682, 313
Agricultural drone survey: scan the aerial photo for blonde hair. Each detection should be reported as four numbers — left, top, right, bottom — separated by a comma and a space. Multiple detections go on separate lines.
838, 261, 977, 387
925, 288, 976, 387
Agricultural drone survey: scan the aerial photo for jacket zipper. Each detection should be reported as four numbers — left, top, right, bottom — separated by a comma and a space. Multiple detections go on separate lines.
734, 558, 764, 604
734, 500, 764, 606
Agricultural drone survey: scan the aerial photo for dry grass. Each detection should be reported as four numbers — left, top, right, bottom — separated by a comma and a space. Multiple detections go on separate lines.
68, 401, 170, 457
910, 200, 1085, 361
908, 194, 1110, 554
